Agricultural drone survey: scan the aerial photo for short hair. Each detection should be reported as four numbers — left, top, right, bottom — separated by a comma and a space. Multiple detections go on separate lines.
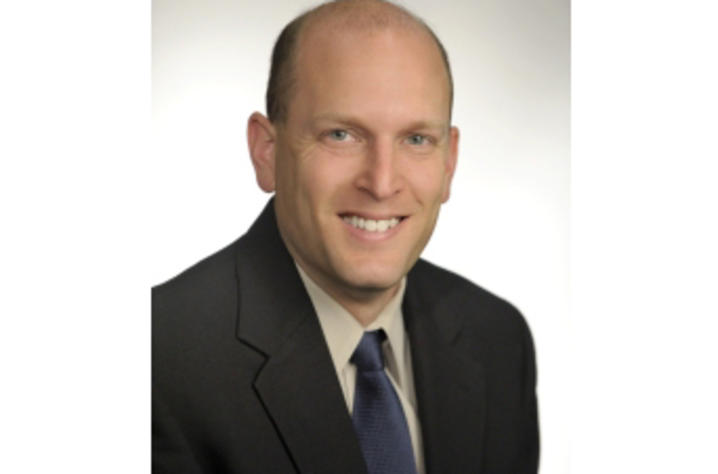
265, 0, 454, 124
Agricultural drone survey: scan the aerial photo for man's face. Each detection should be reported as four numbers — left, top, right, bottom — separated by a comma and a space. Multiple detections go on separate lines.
271, 25, 458, 301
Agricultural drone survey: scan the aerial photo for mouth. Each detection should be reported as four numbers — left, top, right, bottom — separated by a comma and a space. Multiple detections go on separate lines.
339, 213, 408, 234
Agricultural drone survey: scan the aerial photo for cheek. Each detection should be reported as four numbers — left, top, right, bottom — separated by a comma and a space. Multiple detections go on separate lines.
299, 154, 357, 199
275, 145, 323, 202
405, 158, 448, 202
273, 144, 298, 191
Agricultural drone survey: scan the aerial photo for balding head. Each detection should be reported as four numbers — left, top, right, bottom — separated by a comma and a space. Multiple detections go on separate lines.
266, 0, 454, 124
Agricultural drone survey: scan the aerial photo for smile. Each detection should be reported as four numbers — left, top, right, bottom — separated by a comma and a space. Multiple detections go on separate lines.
341, 215, 403, 233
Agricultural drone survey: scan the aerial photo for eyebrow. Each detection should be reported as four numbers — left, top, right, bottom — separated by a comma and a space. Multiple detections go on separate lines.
311, 114, 364, 129
312, 114, 449, 135
402, 120, 450, 134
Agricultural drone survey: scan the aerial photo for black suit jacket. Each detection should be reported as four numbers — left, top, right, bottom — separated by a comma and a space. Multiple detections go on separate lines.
153, 200, 539, 473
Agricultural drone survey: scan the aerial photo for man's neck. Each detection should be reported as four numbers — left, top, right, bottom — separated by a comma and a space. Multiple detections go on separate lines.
333, 286, 400, 328
294, 263, 400, 327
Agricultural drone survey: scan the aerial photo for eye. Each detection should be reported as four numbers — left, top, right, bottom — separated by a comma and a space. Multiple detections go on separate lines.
406, 134, 428, 146
328, 129, 350, 141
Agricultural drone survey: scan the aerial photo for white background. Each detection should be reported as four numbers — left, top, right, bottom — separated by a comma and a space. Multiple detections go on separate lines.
1, 0, 716, 473
153, 0, 570, 471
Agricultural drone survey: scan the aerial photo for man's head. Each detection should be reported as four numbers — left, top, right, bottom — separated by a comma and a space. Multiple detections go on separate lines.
248, 0, 459, 311
265, 0, 455, 125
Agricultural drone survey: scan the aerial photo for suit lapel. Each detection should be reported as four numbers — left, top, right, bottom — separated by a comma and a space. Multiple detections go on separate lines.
253, 316, 367, 474
235, 200, 367, 474
404, 265, 488, 474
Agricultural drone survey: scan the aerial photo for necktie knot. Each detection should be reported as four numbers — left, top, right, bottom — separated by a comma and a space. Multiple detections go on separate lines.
351, 330, 387, 372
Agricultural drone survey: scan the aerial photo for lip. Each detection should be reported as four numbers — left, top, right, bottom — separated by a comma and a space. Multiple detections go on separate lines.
339, 213, 408, 242
338, 211, 407, 220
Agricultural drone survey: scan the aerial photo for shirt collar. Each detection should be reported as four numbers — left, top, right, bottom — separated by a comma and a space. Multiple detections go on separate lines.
295, 263, 407, 386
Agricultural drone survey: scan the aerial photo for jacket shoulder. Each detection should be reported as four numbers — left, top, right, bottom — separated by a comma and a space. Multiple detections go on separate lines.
409, 259, 531, 341
153, 240, 237, 299
152, 240, 240, 343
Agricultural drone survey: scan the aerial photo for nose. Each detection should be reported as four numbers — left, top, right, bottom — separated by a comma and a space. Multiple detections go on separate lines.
356, 139, 403, 200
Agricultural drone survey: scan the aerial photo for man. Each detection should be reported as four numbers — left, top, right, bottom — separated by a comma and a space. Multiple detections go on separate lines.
152, 1, 539, 473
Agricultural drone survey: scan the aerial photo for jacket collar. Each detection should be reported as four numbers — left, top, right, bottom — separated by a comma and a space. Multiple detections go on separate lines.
234, 198, 314, 356
404, 263, 488, 474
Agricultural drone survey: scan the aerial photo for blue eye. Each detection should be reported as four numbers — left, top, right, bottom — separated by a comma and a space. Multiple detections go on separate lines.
329, 129, 349, 141
407, 134, 427, 145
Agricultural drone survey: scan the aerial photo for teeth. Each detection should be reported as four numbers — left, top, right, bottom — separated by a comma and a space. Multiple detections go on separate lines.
342, 215, 401, 232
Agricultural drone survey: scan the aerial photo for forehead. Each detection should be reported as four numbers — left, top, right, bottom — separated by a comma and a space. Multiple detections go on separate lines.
291, 22, 451, 121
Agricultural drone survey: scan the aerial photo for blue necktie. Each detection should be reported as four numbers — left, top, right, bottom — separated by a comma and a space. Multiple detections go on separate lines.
351, 330, 418, 474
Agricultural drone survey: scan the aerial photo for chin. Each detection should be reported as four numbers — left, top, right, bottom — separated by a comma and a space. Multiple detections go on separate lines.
339, 264, 406, 293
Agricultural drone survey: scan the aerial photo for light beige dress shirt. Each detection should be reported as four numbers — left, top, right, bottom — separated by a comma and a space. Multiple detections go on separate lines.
295, 264, 425, 474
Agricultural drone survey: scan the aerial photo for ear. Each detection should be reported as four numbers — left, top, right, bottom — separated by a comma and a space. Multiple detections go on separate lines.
441, 125, 460, 203
247, 112, 277, 192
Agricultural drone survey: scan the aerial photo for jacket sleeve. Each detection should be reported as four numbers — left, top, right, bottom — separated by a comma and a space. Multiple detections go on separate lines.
518, 316, 540, 473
